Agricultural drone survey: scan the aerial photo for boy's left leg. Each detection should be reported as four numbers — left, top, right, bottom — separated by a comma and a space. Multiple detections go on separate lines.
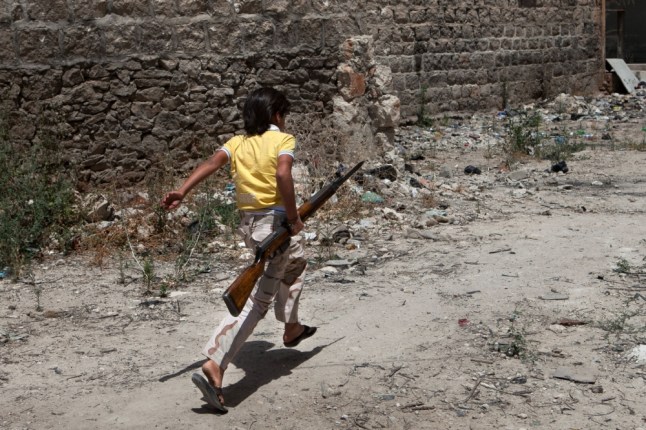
272, 238, 313, 345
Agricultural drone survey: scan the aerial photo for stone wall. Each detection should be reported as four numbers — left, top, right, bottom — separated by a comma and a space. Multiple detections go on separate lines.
0, 0, 603, 185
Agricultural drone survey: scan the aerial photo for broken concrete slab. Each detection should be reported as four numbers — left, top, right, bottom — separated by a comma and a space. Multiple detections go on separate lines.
627, 64, 646, 82
607, 59, 640, 93
552, 366, 597, 384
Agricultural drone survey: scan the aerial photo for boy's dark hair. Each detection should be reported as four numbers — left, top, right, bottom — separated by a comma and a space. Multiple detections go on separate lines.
242, 87, 290, 136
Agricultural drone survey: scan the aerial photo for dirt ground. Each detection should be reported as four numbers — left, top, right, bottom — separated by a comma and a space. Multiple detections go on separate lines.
2, 110, 646, 430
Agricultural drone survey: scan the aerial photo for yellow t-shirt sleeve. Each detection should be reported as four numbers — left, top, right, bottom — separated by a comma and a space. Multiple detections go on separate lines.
220, 137, 237, 160
277, 134, 296, 158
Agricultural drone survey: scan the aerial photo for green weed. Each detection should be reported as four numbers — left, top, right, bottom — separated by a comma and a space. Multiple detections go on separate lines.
143, 256, 154, 293
596, 305, 646, 342
159, 281, 169, 298
503, 112, 543, 155
0, 112, 80, 279
417, 85, 434, 128
495, 307, 536, 362
536, 134, 587, 162
613, 258, 632, 274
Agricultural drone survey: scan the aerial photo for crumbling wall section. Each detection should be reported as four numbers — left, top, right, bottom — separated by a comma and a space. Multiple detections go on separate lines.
0, 0, 602, 185
369, 0, 603, 119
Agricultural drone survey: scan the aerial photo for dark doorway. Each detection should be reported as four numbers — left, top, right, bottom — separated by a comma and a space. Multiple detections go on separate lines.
606, 1, 646, 63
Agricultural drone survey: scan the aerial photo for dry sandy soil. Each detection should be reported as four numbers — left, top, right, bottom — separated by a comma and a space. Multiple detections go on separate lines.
2, 112, 646, 430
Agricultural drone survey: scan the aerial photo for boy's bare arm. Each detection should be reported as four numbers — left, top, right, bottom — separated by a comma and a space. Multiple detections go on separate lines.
276, 155, 303, 235
162, 150, 229, 210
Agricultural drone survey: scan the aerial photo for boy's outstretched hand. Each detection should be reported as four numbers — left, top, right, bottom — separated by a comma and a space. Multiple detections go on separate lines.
161, 191, 185, 210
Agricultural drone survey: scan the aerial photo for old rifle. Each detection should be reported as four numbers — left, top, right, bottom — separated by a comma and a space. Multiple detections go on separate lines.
222, 161, 365, 316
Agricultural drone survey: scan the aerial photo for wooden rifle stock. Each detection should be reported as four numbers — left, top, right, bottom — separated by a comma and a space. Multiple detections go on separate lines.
222, 161, 365, 316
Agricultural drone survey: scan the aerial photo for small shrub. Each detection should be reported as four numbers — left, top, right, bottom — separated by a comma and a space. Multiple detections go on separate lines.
596, 305, 645, 342
503, 112, 543, 155
613, 258, 631, 274
536, 132, 587, 162
0, 113, 80, 278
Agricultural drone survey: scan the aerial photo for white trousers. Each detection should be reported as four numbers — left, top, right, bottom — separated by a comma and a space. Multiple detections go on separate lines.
202, 213, 307, 370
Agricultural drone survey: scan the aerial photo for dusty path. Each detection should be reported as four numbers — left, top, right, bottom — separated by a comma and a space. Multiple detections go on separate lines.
1, 147, 646, 430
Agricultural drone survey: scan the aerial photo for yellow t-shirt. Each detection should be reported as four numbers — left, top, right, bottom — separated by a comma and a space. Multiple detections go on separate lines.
220, 128, 295, 211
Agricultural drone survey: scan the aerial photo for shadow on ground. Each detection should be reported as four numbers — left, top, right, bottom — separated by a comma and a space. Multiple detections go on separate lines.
159, 338, 332, 412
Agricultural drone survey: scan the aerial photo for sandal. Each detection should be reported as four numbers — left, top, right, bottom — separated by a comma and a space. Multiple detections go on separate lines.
284, 325, 317, 348
191, 373, 227, 413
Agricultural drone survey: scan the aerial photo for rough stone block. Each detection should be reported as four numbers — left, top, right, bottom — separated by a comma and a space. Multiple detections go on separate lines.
103, 24, 139, 56
63, 25, 103, 58
275, 17, 323, 50
229, 0, 263, 14
311, 0, 340, 13
208, 0, 233, 16
172, 0, 211, 15
257, 69, 291, 85
27, 0, 69, 21
404, 73, 419, 89
151, 0, 178, 17
72, 0, 109, 21
324, 15, 361, 48
22, 70, 63, 101
0, 2, 11, 23
263, 0, 309, 15
62, 68, 84, 86
245, 18, 277, 52
111, 0, 151, 17
134, 87, 165, 102
176, 21, 207, 53
17, 28, 60, 63
217, 17, 274, 54
9, 110, 36, 140
392, 74, 406, 92
140, 21, 174, 53
0, 28, 15, 62
207, 21, 240, 55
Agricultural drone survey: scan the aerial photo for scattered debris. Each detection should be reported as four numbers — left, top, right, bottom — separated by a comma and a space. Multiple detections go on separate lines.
361, 191, 384, 203
320, 381, 342, 398
550, 160, 569, 173
554, 318, 587, 326
627, 345, 646, 364
464, 165, 481, 175
552, 367, 597, 384
539, 292, 569, 301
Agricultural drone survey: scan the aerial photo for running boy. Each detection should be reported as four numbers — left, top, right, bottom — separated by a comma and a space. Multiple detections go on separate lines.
161, 87, 317, 412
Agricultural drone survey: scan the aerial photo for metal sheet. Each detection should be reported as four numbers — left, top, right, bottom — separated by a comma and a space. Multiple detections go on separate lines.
606, 58, 640, 93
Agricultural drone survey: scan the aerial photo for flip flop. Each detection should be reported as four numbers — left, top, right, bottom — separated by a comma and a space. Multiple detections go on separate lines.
284, 325, 317, 348
191, 373, 228, 413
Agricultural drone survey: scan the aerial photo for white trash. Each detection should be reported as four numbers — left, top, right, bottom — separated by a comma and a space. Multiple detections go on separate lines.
628, 345, 646, 364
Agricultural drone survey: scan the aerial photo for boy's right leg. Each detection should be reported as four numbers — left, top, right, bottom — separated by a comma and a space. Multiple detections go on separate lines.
201, 283, 275, 371
192, 360, 226, 411
202, 359, 224, 388
200, 214, 289, 384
